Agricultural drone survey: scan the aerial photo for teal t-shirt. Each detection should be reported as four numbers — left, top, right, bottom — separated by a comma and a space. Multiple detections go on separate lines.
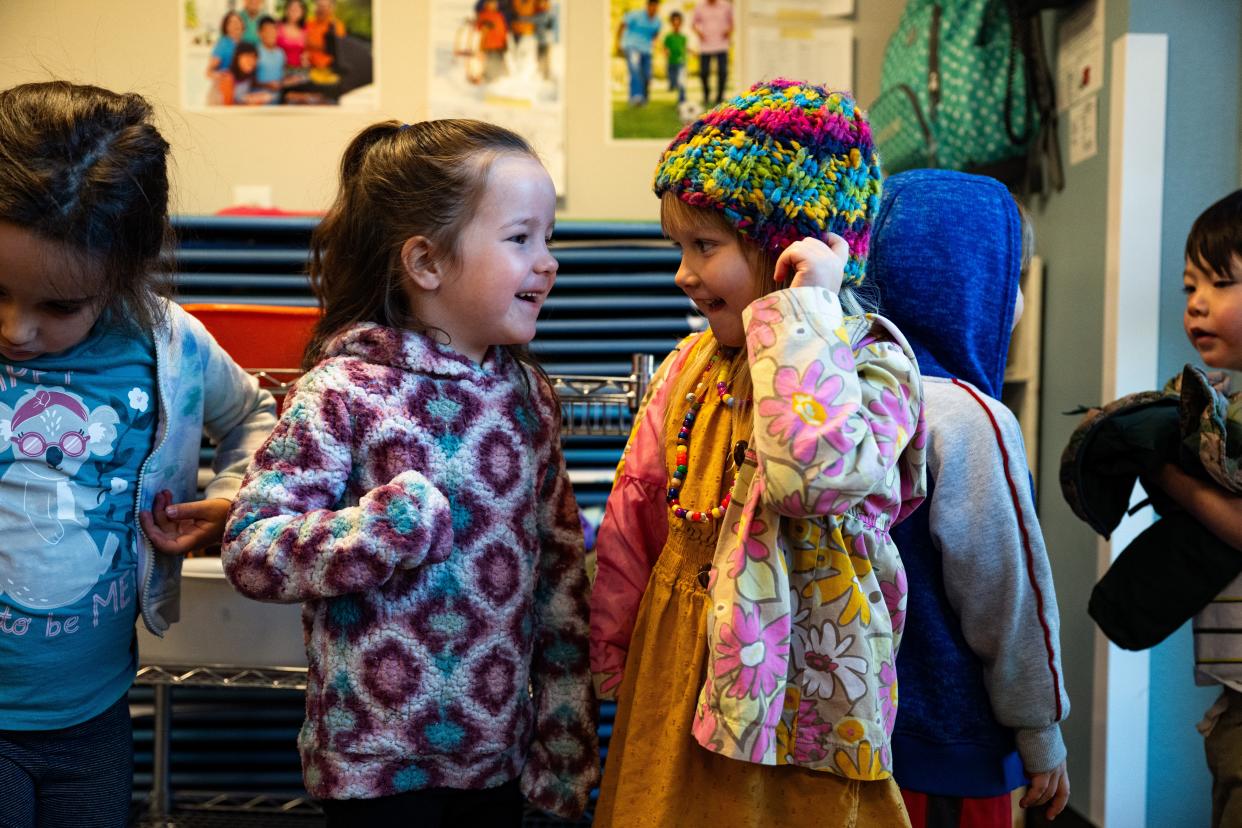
0, 324, 156, 729
664, 31, 687, 66
621, 10, 661, 54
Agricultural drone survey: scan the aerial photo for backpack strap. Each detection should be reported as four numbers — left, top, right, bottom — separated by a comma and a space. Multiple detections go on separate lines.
1009, 0, 1066, 195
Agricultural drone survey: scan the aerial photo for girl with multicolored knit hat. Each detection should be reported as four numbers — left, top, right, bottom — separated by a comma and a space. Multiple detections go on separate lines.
590, 78, 928, 827
221, 119, 597, 826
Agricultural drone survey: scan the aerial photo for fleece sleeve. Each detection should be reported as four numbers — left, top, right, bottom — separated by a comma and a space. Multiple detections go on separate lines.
221, 364, 453, 603
929, 379, 1070, 774
520, 376, 601, 819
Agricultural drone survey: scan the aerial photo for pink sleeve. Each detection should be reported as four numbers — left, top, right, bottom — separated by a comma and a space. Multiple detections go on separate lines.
589, 350, 683, 700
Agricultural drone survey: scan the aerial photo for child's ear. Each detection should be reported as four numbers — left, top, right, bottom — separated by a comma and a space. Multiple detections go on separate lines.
401, 236, 442, 291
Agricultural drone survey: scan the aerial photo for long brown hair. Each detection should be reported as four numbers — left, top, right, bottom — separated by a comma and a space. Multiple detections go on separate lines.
304, 119, 550, 396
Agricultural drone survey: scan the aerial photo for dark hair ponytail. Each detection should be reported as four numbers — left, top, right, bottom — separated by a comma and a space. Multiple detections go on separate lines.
0, 81, 172, 332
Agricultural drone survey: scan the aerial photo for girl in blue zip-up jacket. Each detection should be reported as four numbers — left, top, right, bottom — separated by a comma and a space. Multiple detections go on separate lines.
0, 81, 276, 828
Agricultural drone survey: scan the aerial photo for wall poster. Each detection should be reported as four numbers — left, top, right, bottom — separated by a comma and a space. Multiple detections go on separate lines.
428, 0, 568, 195
608, 0, 741, 142
182, 0, 376, 110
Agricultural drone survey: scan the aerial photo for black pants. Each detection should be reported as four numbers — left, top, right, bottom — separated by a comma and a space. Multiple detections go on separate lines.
699, 50, 729, 106
319, 777, 524, 828
0, 695, 133, 828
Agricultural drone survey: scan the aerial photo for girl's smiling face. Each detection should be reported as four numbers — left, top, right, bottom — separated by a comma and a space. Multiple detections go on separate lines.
403, 154, 559, 362
662, 195, 766, 348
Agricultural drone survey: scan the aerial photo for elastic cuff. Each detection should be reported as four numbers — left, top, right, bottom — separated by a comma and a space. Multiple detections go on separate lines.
1015, 723, 1067, 775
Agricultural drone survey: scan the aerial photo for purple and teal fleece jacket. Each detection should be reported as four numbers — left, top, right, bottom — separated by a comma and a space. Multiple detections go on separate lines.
221, 323, 598, 817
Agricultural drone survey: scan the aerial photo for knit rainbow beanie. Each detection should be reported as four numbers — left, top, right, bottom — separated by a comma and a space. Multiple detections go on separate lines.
653, 78, 882, 287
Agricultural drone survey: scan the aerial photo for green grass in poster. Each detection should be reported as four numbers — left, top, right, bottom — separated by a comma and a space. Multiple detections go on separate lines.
612, 99, 684, 140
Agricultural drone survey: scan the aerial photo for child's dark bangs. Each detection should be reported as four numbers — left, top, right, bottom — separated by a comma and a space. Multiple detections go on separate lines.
1186, 191, 1242, 279
1186, 228, 1242, 280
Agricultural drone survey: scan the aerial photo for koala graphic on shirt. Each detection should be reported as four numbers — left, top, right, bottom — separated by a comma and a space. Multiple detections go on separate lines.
0, 387, 121, 609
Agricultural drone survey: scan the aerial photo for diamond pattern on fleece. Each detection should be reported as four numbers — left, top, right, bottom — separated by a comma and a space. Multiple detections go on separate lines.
221, 323, 598, 818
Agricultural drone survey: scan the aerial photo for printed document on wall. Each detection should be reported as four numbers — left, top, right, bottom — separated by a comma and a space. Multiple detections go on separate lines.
746, 0, 852, 16
1056, 0, 1104, 111
744, 24, 852, 92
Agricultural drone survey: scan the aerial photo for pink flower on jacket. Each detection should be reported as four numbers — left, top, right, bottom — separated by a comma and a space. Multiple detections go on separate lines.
714, 604, 790, 701
725, 516, 771, 578
878, 660, 898, 734
879, 566, 908, 636
759, 361, 858, 464
831, 339, 856, 372
746, 298, 784, 352
692, 692, 722, 751
793, 698, 832, 763
777, 487, 852, 518
749, 685, 787, 763
866, 385, 912, 464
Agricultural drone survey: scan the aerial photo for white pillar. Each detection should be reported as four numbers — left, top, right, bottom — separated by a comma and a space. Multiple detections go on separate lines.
1089, 31, 1168, 828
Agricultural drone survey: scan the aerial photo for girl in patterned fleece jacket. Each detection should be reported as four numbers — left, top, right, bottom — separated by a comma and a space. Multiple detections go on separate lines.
222, 119, 597, 826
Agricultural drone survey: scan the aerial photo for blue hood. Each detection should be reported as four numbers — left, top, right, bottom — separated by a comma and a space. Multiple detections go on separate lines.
870, 169, 1022, 399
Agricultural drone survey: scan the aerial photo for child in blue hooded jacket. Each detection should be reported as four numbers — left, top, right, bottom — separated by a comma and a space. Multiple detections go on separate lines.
870, 169, 1071, 827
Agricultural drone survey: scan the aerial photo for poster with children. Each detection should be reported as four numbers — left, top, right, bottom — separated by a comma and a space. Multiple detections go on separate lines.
427, 0, 567, 195
182, 0, 376, 110
609, 0, 741, 141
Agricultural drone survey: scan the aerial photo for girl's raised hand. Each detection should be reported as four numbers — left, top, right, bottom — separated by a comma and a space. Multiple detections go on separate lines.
139, 489, 233, 555
772, 233, 849, 294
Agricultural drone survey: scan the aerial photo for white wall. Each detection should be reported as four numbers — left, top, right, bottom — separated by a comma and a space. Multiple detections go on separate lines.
0, 0, 903, 221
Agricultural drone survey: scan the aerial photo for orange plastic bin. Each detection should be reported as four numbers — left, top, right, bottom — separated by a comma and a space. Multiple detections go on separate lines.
182, 303, 321, 411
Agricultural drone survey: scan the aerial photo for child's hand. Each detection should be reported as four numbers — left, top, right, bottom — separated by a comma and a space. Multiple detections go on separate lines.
139, 490, 232, 555
773, 234, 849, 294
1020, 760, 1070, 820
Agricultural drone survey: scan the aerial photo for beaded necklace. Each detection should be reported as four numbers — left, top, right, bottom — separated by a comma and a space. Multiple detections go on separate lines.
667, 350, 746, 523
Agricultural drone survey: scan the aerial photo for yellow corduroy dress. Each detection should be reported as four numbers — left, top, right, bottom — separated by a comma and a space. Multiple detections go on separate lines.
593, 375, 910, 828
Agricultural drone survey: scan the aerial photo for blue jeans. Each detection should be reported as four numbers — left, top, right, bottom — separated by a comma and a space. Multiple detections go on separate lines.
669, 62, 686, 103
625, 48, 652, 103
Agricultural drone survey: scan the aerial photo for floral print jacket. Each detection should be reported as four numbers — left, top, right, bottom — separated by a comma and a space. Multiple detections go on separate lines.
591, 287, 926, 779
222, 324, 598, 816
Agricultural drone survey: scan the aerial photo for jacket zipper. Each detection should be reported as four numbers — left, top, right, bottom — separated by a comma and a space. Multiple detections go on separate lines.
136, 329, 170, 634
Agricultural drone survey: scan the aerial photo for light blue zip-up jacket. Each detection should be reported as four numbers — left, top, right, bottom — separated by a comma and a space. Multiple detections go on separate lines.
137, 300, 277, 635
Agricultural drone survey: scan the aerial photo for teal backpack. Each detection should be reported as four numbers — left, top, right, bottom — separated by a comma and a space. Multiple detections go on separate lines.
869, 0, 1063, 194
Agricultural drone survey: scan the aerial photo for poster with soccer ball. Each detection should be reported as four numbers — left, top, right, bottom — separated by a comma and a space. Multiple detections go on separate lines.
609, 0, 740, 141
